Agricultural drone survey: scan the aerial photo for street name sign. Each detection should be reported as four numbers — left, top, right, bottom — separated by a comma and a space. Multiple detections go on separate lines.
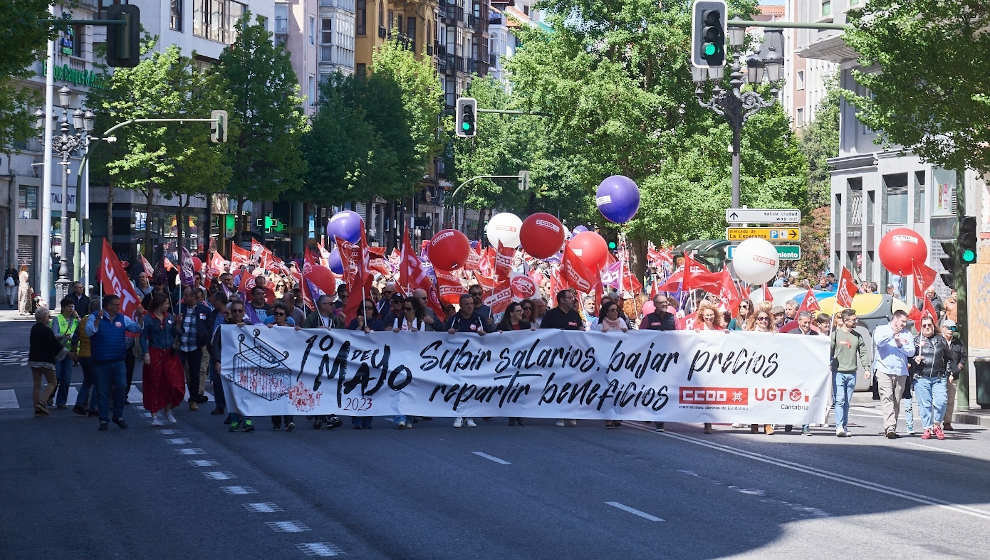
726, 227, 801, 242
725, 208, 801, 224
727, 244, 801, 261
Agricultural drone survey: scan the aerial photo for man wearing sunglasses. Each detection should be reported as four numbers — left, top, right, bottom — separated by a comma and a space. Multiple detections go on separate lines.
213, 300, 256, 433
940, 319, 964, 431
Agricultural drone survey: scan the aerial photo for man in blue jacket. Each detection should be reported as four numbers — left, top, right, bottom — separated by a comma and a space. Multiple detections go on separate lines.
872, 309, 916, 439
86, 295, 144, 431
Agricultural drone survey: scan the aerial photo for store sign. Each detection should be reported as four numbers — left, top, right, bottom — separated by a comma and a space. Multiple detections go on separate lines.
41, 62, 107, 90
51, 191, 77, 213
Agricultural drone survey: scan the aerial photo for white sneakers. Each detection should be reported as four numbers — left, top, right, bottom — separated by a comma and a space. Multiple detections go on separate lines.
465, 418, 477, 428
166, 410, 177, 424
835, 428, 851, 437
453, 417, 477, 428
151, 411, 165, 427
555, 419, 578, 427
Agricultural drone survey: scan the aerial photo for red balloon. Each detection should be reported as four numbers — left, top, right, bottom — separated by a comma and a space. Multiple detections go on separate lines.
878, 227, 928, 276
520, 213, 565, 259
428, 229, 471, 270
567, 231, 609, 271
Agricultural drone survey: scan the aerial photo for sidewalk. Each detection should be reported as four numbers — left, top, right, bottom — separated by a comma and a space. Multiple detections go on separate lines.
851, 390, 990, 428
0, 309, 35, 322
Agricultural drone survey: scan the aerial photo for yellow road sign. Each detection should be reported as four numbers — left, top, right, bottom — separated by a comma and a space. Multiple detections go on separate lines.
726, 227, 801, 242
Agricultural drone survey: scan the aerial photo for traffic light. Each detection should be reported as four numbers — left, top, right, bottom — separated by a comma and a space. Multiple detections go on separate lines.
608, 241, 617, 250
210, 110, 227, 143
960, 216, 977, 266
939, 240, 956, 288
691, 1, 727, 68
106, 4, 141, 68
455, 97, 477, 138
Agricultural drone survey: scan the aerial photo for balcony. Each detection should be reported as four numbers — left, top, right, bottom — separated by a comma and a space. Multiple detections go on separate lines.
469, 14, 484, 31
320, 46, 334, 63
444, 6, 464, 23
434, 42, 447, 57
442, 55, 454, 75
468, 59, 488, 74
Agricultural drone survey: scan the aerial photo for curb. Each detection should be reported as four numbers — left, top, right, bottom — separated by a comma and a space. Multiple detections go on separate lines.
952, 411, 990, 427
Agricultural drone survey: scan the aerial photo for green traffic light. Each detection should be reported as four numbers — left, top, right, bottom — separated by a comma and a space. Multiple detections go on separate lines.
462, 122, 471, 131
608, 242, 617, 250
962, 248, 976, 263
703, 43, 716, 56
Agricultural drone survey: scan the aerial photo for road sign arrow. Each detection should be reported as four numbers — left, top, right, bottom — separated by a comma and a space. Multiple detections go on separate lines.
789, 229, 797, 239
729, 212, 738, 220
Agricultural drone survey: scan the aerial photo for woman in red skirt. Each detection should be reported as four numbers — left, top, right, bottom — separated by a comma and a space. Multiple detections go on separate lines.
140, 293, 186, 426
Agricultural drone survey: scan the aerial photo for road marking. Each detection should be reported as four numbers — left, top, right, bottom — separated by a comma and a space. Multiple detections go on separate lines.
66, 386, 78, 406
166, 438, 192, 445
127, 386, 144, 407
243, 502, 283, 513
0, 389, 18, 409
204, 471, 235, 480
297, 542, 343, 557
221, 486, 256, 495
472, 451, 511, 465
604, 501, 665, 522
622, 421, 990, 521
176, 448, 205, 455
902, 442, 962, 455
265, 520, 310, 533
189, 459, 218, 467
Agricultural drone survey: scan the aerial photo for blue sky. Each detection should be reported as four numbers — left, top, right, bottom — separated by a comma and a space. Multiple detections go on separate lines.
759, 0, 785, 5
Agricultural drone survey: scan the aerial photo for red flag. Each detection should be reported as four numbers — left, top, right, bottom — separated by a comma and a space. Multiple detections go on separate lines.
335, 232, 370, 324
99, 239, 143, 318
508, 273, 538, 301
237, 268, 255, 297
435, 268, 464, 305
560, 244, 597, 293
798, 288, 820, 314
477, 247, 496, 280
908, 306, 923, 331
140, 255, 154, 276
400, 227, 431, 291
738, 281, 751, 299
464, 246, 482, 271
923, 296, 939, 322
835, 267, 858, 308
912, 261, 937, 297
718, 268, 741, 316
230, 244, 251, 267
762, 283, 773, 303
494, 242, 514, 282
251, 240, 273, 268
207, 250, 228, 279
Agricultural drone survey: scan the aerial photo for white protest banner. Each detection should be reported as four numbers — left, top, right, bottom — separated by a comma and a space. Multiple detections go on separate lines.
220, 326, 830, 424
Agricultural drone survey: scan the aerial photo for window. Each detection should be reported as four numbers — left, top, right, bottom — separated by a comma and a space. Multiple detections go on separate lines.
388, 10, 394, 36
883, 173, 909, 225
356, 63, 366, 77
407, 16, 416, 52
61, 25, 83, 57
274, 3, 288, 46
194, 0, 246, 43
821, 1, 832, 18
171, 0, 184, 31
796, 107, 805, 127
309, 16, 315, 45
378, 2, 384, 28
357, 0, 366, 35
796, 70, 805, 90
913, 171, 926, 221
321, 18, 333, 44
309, 76, 316, 105
18, 186, 38, 220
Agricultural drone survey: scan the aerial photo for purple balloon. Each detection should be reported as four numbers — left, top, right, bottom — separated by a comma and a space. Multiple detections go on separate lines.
328, 247, 343, 274
596, 175, 640, 223
573, 225, 589, 234
326, 210, 364, 244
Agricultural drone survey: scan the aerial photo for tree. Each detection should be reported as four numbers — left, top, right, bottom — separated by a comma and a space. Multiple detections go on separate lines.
0, 0, 55, 150
844, 0, 990, 173
216, 12, 308, 233
87, 41, 231, 257
485, 0, 808, 278
799, 81, 840, 208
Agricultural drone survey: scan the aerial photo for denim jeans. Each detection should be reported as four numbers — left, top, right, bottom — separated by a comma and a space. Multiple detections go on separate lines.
75, 357, 95, 410
914, 376, 948, 429
93, 360, 127, 423
834, 372, 857, 430
54, 356, 74, 407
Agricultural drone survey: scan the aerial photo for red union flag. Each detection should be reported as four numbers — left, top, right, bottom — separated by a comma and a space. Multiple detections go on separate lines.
230, 244, 251, 267
435, 268, 464, 305
718, 268, 741, 315
560, 244, 595, 293
509, 273, 537, 300
207, 250, 228, 279
798, 288, 820, 314
400, 227, 431, 291
912, 261, 937, 297
835, 267, 858, 308
100, 239, 142, 318
494, 242, 514, 282
484, 277, 513, 315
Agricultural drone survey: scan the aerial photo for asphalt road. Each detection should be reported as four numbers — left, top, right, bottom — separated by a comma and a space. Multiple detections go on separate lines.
2, 317, 989, 559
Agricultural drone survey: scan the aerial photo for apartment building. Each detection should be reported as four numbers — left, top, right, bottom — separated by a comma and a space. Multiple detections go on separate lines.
782, 0, 836, 131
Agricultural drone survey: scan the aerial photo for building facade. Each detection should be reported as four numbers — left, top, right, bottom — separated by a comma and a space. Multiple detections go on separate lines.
782, 0, 836, 131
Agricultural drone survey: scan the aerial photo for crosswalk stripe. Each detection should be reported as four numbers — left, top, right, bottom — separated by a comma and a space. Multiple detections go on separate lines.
66, 386, 78, 406
0, 389, 18, 409
127, 386, 144, 407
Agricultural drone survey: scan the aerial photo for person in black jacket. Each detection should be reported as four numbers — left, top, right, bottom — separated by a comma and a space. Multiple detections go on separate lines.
29, 307, 64, 416
65, 282, 90, 316
540, 290, 584, 331
910, 316, 952, 440
641, 295, 676, 331
445, 294, 490, 335
177, 286, 213, 411
941, 319, 964, 430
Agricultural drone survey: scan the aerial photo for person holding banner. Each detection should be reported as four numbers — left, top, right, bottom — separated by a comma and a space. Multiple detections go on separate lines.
266, 302, 296, 432
303, 295, 342, 330
873, 310, 916, 439
141, 293, 185, 426
750, 309, 777, 435
541, 290, 584, 428
86, 295, 144, 431
446, 293, 491, 429
215, 300, 255, 433
389, 297, 429, 429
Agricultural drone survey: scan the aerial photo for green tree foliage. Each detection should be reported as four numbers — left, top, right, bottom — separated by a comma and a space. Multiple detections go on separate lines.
799, 82, 840, 208
470, 0, 808, 264
844, 0, 990, 173
216, 13, 308, 229
0, 0, 56, 149
87, 41, 231, 255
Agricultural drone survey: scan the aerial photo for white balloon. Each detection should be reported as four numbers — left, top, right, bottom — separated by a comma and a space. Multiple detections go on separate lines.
485, 212, 523, 248
731, 238, 780, 285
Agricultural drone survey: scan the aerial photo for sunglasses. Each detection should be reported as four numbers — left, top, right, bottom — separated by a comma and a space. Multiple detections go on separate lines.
757, 316, 770, 322
403, 307, 414, 311
274, 311, 286, 316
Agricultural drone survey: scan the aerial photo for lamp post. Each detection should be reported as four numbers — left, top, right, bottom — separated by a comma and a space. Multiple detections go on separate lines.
35, 86, 93, 304
693, 29, 784, 208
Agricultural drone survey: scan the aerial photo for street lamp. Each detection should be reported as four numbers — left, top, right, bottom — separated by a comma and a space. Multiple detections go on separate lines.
693, 29, 784, 208
35, 86, 94, 304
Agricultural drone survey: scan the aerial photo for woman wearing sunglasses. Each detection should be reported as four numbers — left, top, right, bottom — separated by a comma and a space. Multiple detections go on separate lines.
496, 302, 532, 332
749, 310, 777, 435
387, 297, 426, 429
266, 301, 296, 432
910, 316, 952, 440
728, 299, 754, 331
